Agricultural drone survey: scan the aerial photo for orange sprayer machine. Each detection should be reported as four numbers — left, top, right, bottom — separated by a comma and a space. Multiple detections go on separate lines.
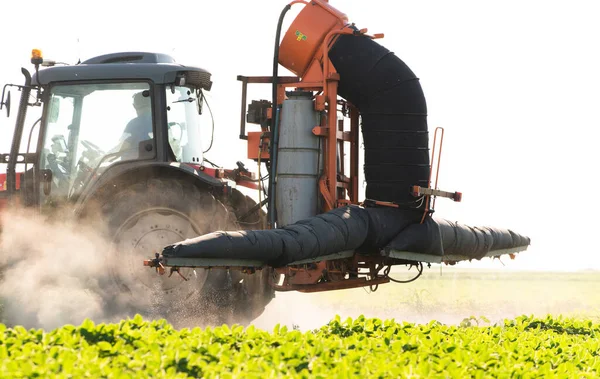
144, 0, 529, 294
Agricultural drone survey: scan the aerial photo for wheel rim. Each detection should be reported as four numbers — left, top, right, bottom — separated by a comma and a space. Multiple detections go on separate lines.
110, 207, 209, 303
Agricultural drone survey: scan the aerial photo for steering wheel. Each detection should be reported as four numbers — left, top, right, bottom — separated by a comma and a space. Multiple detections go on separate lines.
65, 139, 104, 198
79, 139, 107, 166
80, 139, 104, 155
45, 152, 71, 195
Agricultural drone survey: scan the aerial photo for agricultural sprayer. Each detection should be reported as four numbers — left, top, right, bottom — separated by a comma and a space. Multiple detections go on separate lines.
0, 0, 529, 324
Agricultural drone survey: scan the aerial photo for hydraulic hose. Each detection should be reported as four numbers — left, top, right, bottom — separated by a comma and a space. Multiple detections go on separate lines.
268, 3, 292, 228
272, 4, 291, 112
268, 106, 281, 227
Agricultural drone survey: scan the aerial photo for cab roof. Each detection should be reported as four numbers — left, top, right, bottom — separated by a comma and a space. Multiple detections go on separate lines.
32, 52, 212, 90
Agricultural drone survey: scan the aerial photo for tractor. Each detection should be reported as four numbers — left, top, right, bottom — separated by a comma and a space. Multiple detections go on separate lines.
0, 51, 274, 324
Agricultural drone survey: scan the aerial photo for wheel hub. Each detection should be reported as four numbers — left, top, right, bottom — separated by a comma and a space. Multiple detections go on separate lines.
111, 208, 209, 301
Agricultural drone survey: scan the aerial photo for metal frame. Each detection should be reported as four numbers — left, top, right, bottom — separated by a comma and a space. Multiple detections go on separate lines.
229, 25, 391, 292
386, 245, 530, 264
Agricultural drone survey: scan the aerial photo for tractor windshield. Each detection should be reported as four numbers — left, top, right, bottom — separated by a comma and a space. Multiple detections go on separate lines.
40, 82, 154, 199
165, 85, 205, 164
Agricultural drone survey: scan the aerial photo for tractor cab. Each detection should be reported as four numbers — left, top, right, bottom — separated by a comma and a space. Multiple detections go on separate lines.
0, 51, 276, 323
0, 51, 216, 211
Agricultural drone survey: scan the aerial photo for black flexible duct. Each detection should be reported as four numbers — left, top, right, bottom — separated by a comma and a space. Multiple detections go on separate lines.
329, 34, 430, 206
164, 205, 371, 267
164, 204, 529, 266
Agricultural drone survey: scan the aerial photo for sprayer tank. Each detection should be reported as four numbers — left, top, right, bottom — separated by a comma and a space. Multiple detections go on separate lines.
276, 91, 320, 227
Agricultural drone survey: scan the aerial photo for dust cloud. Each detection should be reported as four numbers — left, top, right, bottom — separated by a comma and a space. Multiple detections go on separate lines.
251, 289, 476, 332
0, 205, 150, 330
252, 267, 600, 331
1, 204, 597, 332
0, 203, 257, 331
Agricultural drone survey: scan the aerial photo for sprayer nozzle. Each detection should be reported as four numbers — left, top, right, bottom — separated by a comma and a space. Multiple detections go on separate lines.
144, 253, 166, 275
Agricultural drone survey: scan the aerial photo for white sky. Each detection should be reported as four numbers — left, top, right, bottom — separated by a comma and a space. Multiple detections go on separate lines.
1, 0, 599, 271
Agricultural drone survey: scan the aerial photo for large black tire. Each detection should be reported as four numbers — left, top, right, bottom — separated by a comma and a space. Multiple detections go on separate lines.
100, 178, 235, 325
100, 179, 273, 326
222, 189, 275, 325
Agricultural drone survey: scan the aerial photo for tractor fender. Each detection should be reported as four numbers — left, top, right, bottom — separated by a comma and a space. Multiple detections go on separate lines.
74, 161, 225, 218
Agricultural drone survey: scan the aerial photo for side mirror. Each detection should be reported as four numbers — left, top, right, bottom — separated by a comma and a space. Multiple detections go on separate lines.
197, 90, 204, 115
0, 89, 10, 118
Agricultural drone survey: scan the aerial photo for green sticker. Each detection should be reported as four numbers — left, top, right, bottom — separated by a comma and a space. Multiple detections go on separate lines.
295, 30, 307, 41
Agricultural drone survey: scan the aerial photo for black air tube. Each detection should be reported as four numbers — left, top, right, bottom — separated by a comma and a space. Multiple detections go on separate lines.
164, 205, 372, 267
164, 205, 529, 266
328, 35, 430, 206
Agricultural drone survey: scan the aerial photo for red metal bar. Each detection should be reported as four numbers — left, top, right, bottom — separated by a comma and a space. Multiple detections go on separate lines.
420, 126, 445, 223
431, 127, 445, 210
349, 105, 359, 204
271, 276, 389, 293
326, 78, 339, 211
236, 75, 299, 84
338, 118, 344, 194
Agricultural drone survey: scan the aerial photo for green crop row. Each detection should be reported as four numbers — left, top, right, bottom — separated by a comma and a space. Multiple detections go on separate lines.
0, 314, 599, 378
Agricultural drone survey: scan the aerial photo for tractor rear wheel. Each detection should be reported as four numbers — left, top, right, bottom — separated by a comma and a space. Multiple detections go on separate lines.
222, 188, 275, 324
101, 178, 234, 325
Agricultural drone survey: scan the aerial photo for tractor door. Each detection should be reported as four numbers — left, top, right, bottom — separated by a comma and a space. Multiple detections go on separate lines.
37, 81, 156, 209
164, 84, 207, 164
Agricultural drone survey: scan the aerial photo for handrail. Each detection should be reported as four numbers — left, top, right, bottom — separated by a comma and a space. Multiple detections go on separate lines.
420, 126, 444, 223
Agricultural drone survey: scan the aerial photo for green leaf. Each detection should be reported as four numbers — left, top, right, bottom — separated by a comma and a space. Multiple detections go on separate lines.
80, 318, 95, 330
96, 341, 112, 351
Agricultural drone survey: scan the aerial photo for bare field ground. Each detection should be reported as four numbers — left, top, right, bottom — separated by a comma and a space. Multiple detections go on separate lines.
252, 267, 600, 331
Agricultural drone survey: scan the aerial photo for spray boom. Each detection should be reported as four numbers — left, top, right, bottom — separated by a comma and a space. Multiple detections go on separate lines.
142, 0, 530, 293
